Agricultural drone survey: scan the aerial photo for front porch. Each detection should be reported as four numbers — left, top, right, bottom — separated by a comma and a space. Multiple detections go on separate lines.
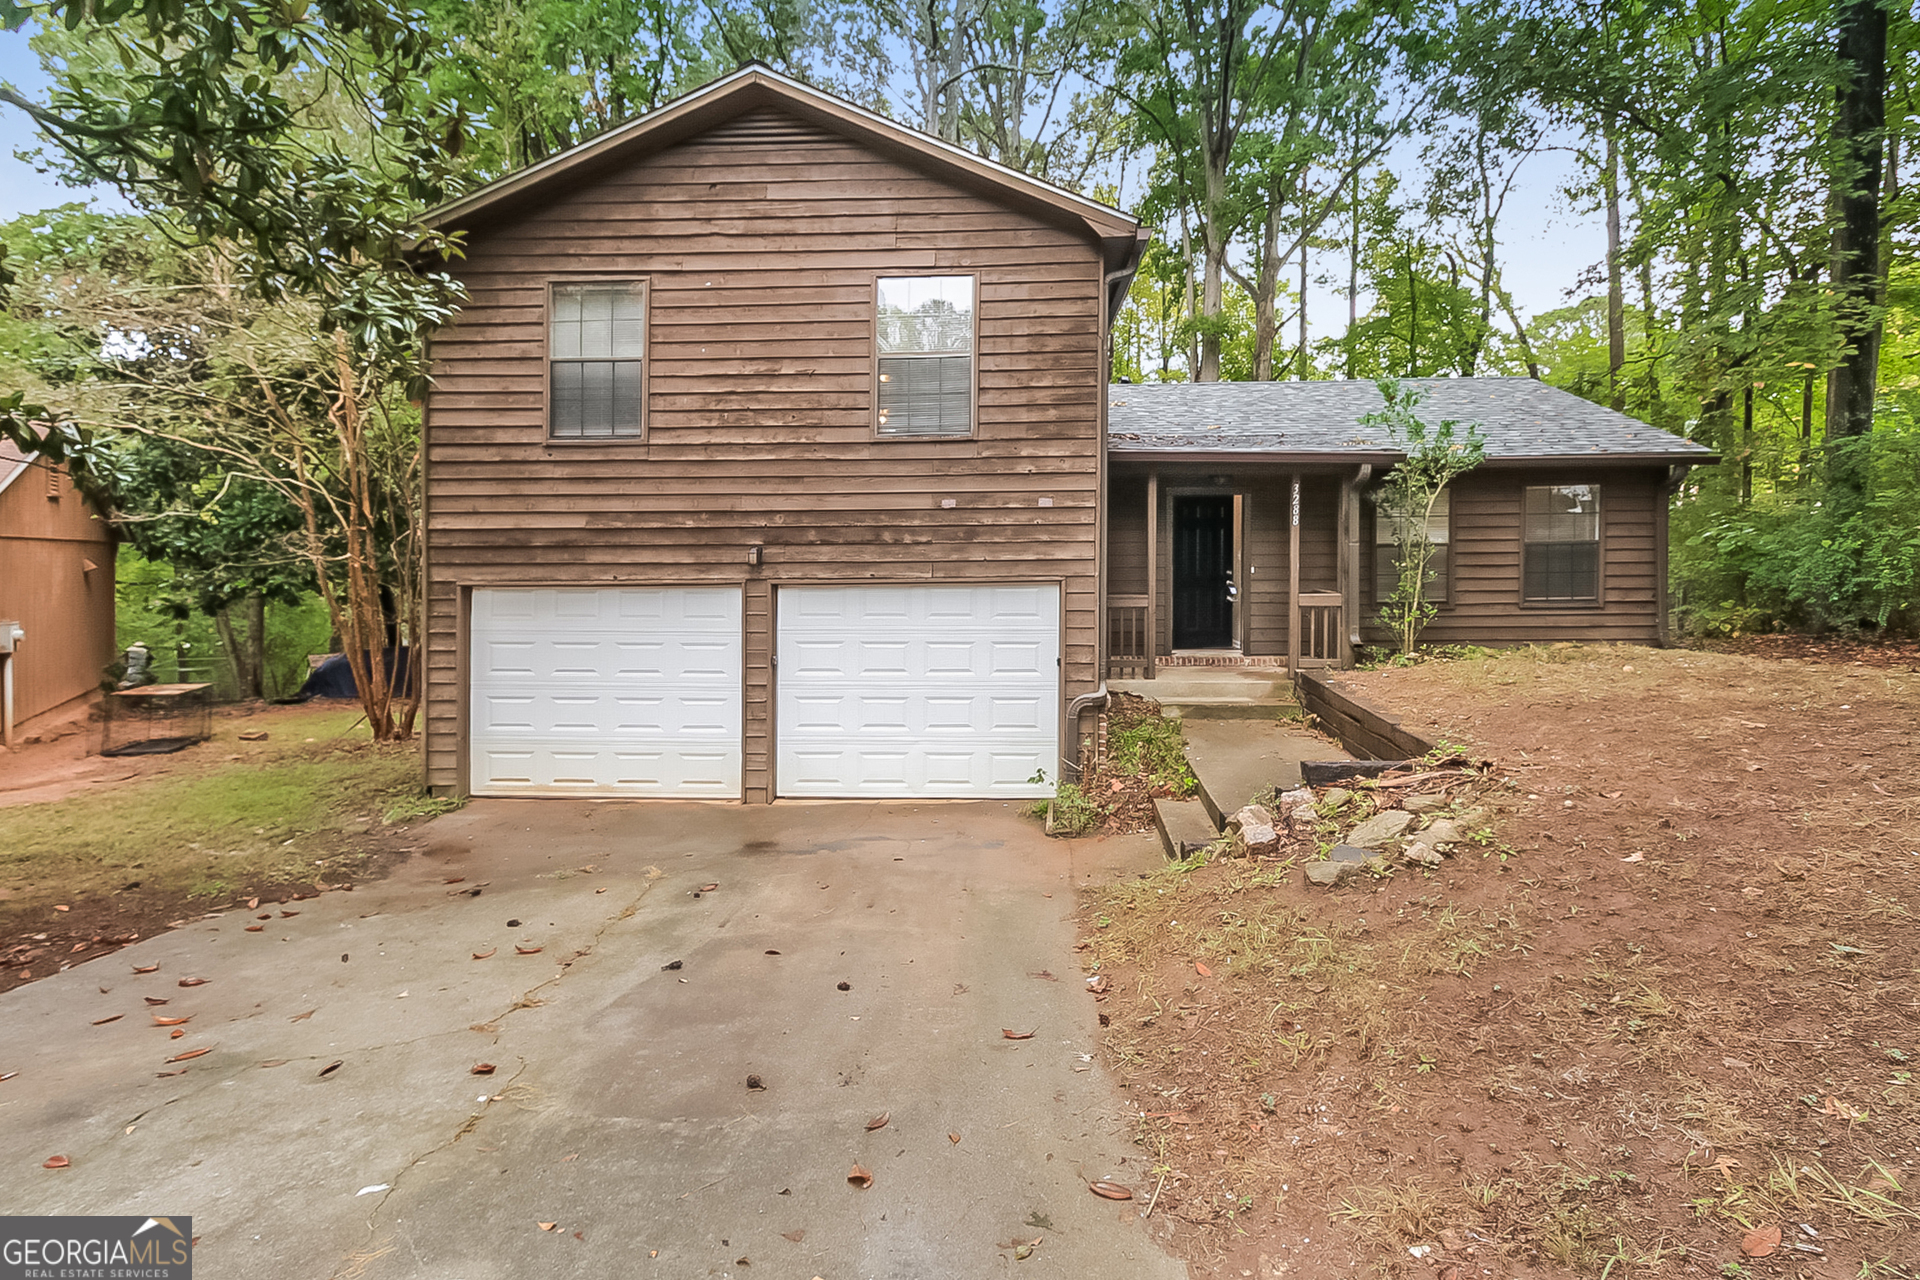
1104, 463, 1374, 680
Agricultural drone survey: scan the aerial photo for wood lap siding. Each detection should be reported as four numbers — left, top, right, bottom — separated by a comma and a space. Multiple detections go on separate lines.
1367, 466, 1664, 646
423, 108, 1106, 796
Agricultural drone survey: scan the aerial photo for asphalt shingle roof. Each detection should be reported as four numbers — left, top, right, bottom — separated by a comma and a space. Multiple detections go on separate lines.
1106, 377, 1714, 461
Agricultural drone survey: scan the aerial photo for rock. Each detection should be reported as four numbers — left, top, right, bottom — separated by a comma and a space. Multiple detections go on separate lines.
1319, 787, 1353, 812
1456, 807, 1489, 828
1346, 809, 1414, 848
1227, 805, 1281, 858
1328, 844, 1373, 863
1275, 787, 1315, 818
1401, 791, 1446, 813
1419, 818, 1465, 847
1306, 860, 1364, 888
1401, 841, 1443, 868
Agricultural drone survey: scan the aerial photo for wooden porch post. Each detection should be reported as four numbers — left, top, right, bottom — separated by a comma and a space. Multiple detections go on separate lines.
1287, 473, 1301, 675
1145, 470, 1159, 678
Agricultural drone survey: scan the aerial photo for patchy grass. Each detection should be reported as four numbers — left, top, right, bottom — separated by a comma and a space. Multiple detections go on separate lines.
0, 705, 430, 984
2, 716, 418, 910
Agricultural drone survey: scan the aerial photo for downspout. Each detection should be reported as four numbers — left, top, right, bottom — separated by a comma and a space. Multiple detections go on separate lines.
1347, 464, 1373, 650
1066, 248, 1148, 778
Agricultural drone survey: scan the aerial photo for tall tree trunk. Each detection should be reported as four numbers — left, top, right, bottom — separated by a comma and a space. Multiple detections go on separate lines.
1604, 123, 1626, 410
1180, 211, 1199, 378
1296, 239, 1309, 379
1347, 165, 1360, 380
1825, 0, 1888, 496
1252, 183, 1283, 380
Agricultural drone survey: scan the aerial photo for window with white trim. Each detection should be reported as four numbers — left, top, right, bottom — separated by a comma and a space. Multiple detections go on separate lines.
876, 275, 973, 436
1373, 489, 1451, 605
550, 281, 645, 439
1523, 484, 1601, 601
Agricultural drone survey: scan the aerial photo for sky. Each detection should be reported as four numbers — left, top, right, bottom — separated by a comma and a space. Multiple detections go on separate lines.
0, 25, 1608, 337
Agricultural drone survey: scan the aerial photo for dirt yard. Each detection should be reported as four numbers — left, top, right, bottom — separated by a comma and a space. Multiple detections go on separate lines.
1080, 643, 1919, 1280
1, 701, 439, 994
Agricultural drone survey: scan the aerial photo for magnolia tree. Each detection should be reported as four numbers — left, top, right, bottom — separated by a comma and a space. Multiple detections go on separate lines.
0, 0, 469, 739
1361, 378, 1486, 654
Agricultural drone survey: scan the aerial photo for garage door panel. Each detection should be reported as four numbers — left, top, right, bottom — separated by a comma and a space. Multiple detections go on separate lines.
777, 585, 1057, 799
470, 587, 742, 797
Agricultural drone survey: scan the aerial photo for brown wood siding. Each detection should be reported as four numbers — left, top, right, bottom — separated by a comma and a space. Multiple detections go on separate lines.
424, 108, 1106, 794
1362, 465, 1665, 646
0, 457, 117, 729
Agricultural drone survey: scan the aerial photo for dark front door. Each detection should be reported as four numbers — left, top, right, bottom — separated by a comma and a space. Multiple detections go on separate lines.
1173, 495, 1235, 649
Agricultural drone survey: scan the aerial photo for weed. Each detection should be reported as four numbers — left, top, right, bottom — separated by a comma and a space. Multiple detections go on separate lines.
1106, 710, 1196, 796
1042, 782, 1105, 836
382, 789, 467, 823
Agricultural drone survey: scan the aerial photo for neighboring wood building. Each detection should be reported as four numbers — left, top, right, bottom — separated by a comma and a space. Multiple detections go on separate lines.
418, 68, 1711, 802
0, 443, 116, 744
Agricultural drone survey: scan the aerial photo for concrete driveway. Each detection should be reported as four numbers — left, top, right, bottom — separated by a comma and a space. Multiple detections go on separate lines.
0, 800, 1187, 1279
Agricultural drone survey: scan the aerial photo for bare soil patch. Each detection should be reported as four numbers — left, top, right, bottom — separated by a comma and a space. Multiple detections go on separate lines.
1081, 644, 1919, 1280
1, 701, 439, 994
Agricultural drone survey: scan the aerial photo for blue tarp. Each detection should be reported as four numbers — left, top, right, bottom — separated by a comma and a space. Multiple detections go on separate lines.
299, 648, 413, 700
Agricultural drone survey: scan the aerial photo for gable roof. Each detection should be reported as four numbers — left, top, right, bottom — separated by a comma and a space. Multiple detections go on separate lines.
424, 65, 1148, 282
1107, 377, 1717, 465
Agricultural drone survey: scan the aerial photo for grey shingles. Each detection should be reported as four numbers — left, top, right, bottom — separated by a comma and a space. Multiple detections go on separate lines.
1106, 377, 1713, 460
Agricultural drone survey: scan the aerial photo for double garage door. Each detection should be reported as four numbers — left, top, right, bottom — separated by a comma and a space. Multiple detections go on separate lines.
469, 585, 1058, 799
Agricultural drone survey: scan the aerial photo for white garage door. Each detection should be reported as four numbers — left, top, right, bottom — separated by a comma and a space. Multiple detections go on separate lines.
469, 587, 742, 797
777, 585, 1059, 798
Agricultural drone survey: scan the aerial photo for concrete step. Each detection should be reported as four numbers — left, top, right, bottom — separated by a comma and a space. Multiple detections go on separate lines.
1181, 719, 1349, 828
1153, 797, 1219, 861
1160, 701, 1302, 721
1113, 670, 1300, 721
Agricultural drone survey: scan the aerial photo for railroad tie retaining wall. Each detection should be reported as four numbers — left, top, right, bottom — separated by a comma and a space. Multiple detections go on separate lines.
1293, 671, 1437, 761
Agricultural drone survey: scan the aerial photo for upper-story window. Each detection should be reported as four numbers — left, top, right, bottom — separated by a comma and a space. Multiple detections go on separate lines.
1523, 484, 1601, 601
551, 281, 646, 439
876, 275, 974, 437
1373, 488, 1451, 605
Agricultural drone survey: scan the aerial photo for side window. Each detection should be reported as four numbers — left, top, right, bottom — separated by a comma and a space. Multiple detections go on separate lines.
876, 275, 974, 437
1373, 489, 1451, 605
550, 281, 645, 439
1523, 484, 1601, 601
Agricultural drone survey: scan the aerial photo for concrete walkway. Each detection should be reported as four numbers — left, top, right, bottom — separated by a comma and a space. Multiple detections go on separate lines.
0, 802, 1186, 1280
1183, 719, 1348, 826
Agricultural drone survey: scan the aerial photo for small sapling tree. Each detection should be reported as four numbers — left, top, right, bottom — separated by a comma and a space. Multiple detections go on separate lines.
1362, 378, 1486, 654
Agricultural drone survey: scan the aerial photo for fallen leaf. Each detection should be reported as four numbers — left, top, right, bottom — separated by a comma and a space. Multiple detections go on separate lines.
144, 997, 169, 1006
258, 1060, 289, 1068
782, 1229, 805, 1243
1001, 1028, 1035, 1040
257, 913, 272, 920
1090, 1182, 1134, 1200
247, 898, 259, 908
1600, 790, 1622, 799
865, 1112, 890, 1131
765, 949, 781, 955
1822, 1096, 1864, 1120
1029, 970, 1057, 981
1086, 975, 1109, 993
1741, 1226, 1781, 1258
280, 910, 299, 918
245, 925, 265, 932
538, 1222, 558, 1232
178, 977, 209, 988
444, 877, 465, 885
152, 1015, 191, 1027
472, 1063, 497, 1075
319, 1060, 343, 1077
1015, 1243, 1035, 1260
949, 1132, 961, 1144
472, 948, 497, 960
166, 1047, 211, 1063
0, 1071, 18, 1082
1194, 961, 1213, 977
132, 964, 159, 974
170, 1029, 184, 1039
92, 1014, 123, 1025
516, 945, 543, 955
700, 883, 719, 893
735, 1258, 749, 1267
289, 1009, 315, 1022
847, 1164, 874, 1188
1710, 1155, 1741, 1178
54, 905, 69, 912
42, 1155, 70, 1169
1620, 852, 1645, 863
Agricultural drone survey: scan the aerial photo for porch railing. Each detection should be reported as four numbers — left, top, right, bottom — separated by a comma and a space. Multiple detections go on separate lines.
1106, 595, 1151, 678
1295, 591, 1344, 669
